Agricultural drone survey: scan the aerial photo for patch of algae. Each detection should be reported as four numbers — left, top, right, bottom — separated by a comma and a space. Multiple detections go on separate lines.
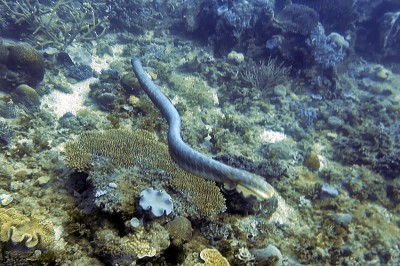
0, 208, 54, 248
64, 128, 226, 217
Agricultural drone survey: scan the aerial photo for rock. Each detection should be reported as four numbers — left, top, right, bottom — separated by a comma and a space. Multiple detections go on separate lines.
0, 41, 45, 91
250, 244, 283, 266
0, 193, 13, 206
375, 66, 391, 80
12, 84, 41, 109
328, 212, 352, 226
120, 73, 142, 94
321, 183, 339, 198
6, 43, 45, 86
327, 116, 344, 128
38, 175, 51, 185
273, 84, 287, 97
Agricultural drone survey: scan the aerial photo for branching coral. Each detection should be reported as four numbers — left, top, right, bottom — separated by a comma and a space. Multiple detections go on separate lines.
0, 0, 109, 49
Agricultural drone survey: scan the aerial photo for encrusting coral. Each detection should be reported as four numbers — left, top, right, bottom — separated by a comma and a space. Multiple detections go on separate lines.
64, 129, 226, 217
95, 223, 170, 261
196, 248, 230, 266
166, 216, 193, 246
0, 208, 54, 249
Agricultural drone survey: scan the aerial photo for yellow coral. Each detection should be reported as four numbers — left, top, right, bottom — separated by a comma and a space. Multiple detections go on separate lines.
196, 248, 230, 266
64, 129, 226, 217
120, 233, 157, 259
0, 208, 54, 248
128, 95, 141, 107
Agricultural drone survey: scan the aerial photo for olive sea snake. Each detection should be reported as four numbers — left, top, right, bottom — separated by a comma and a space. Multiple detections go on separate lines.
131, 58, 275, 200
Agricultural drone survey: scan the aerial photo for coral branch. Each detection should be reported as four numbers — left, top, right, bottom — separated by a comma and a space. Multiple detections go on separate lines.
0, 0, 109, 50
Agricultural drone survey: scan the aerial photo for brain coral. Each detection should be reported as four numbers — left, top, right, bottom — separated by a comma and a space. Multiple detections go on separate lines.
64, 129, 226, 218
0, 208, 54, 248
0, 42, 45, 88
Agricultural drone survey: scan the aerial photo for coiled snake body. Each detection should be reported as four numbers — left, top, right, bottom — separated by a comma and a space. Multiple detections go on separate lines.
131, 58, 275, 200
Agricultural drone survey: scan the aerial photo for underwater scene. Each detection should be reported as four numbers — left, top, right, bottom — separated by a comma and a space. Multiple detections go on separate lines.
0, 0, 400, 265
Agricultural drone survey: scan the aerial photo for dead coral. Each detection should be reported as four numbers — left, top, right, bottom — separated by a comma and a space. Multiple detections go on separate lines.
0, 0, 109, 50
0, 208, 54, 249
64, 129, 226, 218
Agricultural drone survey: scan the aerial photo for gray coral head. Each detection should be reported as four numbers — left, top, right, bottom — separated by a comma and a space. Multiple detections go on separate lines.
139, 188, 173, 217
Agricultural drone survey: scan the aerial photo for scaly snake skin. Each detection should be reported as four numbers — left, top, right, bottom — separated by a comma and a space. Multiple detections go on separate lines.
131, 58, 275, 200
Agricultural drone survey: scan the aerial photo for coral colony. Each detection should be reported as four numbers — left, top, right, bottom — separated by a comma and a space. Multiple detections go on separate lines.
0, 0, 399, 265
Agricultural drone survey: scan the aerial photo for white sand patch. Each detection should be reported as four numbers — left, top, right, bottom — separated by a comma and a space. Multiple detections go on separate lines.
41, 78, 96, 118
269, 193, 295, 226
41, 41, 125, 118
259, 130, 287, 143
91, 44, 124, 72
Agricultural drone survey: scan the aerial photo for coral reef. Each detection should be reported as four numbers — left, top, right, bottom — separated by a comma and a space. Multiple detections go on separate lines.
95, 223, 170, 263
241, 57, 291, 93
0, 119, 14, 147
64, 129, 226, 218
0, 41, 45, 89
65, 64, 93, 82
139, 188, 174, 217
307, 23, 347, 69
0, 1, 399, 265
166, 216, 193, 246
106, 0, 173, 34
12, 84, 41, 111
275, 4, 319, 35
196, 248, 230, 266
0, 0, 109, 50
0, 208, 54, 249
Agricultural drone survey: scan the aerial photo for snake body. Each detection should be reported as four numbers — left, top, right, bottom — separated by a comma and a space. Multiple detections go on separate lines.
131, 58, 275, 200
